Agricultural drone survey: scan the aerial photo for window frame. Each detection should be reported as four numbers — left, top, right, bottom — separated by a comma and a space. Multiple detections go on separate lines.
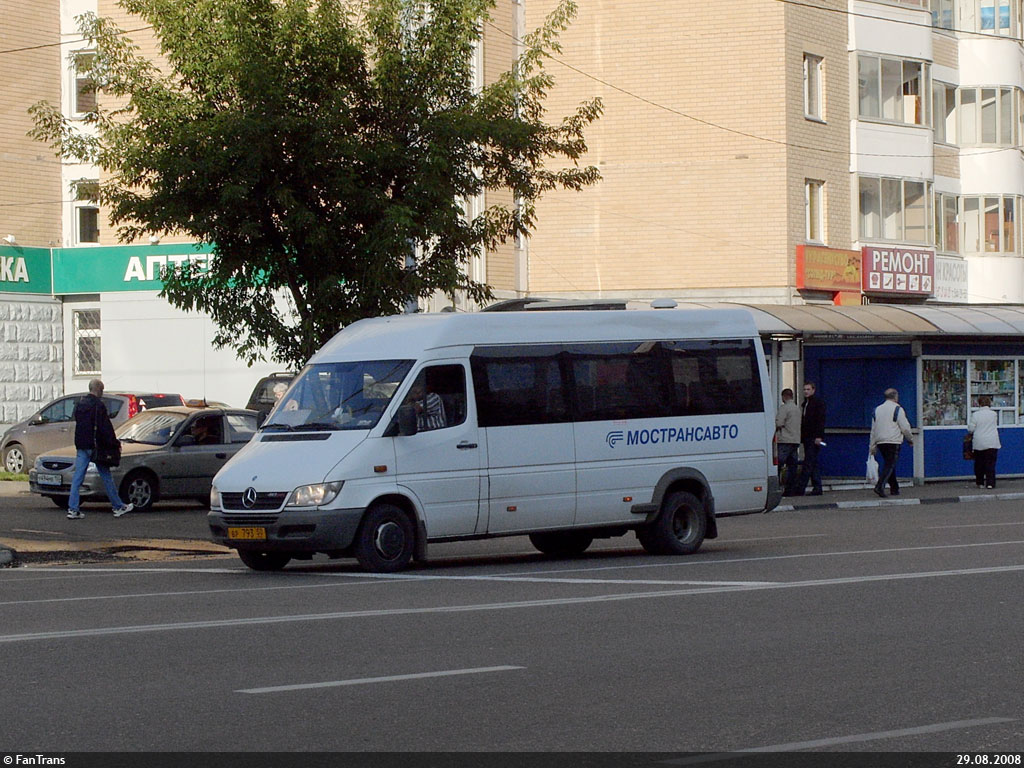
958, 194, 1023, 255
75, 204, 100, 244
858, 175, 934, 245
73, 309, 101, 377
957, 85, 1019, 148
857, 53, 931, 127
803, 53, 824, 121
70, 50, 98, 119
805, 179, 825, 244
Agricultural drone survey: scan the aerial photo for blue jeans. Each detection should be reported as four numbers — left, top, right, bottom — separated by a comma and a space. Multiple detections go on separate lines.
68, 448, 126, 512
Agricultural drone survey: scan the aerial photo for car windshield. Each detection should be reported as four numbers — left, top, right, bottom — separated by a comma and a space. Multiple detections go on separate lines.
115, 410, 188, 445
262, 360, 414, 431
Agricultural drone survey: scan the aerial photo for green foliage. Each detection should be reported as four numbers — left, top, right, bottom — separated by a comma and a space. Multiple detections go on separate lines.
30, 0, 601, 369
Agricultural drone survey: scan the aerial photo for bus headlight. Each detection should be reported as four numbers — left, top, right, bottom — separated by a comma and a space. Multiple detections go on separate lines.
287, 481, 344, 508
210, 486, 221, 508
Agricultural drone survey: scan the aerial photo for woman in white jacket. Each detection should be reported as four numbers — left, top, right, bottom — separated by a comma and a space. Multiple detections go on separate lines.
968, 395, 1001, 489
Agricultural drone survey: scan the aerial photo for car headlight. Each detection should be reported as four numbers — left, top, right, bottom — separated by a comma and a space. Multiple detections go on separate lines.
286, 481, 344, 508
210, 486, 221, 508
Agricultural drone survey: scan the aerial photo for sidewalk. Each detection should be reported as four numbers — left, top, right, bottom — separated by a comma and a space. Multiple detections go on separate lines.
775, 478, 1024, 512
0, 480, 28, 497
0, 480, 229, 564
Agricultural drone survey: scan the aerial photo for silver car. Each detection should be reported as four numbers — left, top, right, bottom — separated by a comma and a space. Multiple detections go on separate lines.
2, 391, 184, 474
28, 406, 258, 512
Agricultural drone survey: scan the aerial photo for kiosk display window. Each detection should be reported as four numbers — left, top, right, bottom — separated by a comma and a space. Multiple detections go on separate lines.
922, 359, 966, 426
969, 359, 1016, 425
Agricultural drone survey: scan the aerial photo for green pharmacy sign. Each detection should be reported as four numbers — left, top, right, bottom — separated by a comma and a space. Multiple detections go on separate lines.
0, 247, 53, 294
51, 243, 215, 294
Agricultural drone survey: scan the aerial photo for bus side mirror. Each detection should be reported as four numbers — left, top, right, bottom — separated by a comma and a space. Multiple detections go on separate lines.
397, 405, 418, 437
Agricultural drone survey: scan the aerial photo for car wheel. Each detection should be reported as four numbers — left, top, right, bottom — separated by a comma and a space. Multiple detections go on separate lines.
353, 504, 414, 573
120, 471, 158, 512
50, 496, 70, 510
237, 550, 291, 572
528, 531, 594, 557
3, 444, 25, 474
637, 491, 707, 555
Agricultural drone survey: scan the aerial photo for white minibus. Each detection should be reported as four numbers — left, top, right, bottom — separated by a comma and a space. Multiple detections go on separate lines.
208, 309, 781, 571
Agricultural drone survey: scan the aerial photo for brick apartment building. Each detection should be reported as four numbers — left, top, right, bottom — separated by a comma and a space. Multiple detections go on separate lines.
1, 0, 1023, 430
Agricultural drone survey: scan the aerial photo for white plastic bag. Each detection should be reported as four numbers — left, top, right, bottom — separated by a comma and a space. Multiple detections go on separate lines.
866, 453, 879, 483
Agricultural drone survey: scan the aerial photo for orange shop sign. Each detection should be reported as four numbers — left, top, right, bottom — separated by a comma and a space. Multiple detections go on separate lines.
795, 246, 862, 291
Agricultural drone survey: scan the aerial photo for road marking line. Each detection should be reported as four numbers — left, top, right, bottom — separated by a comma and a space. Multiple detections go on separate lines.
237, 665, 524, 694
928, 522, 1024, 530
0, 577, 394, 607
663, 717, 1016, 762
3, 563, 1024, 644
338, 573, 777, 586
499, 539, 1024, 577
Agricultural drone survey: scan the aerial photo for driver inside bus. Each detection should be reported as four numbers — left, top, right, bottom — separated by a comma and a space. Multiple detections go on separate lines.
405, 377, 446, 431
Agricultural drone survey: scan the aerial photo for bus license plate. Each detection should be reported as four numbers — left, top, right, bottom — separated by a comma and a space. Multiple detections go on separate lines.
228, 527, 267, 540
36, 473, 62, 486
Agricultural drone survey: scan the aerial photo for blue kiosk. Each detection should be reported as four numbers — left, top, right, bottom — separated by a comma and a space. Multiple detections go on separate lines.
726, 303, 1024, 484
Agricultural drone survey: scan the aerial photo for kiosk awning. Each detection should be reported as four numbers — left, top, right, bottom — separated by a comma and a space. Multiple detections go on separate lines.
673, 303, 1024, 338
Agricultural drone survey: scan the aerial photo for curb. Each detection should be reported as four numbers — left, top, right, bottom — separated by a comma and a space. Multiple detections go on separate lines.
774, 491, 1024, 513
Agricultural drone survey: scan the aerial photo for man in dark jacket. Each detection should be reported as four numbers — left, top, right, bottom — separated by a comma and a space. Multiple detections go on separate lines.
67, 379, 133, 519
793, 381, 826, 496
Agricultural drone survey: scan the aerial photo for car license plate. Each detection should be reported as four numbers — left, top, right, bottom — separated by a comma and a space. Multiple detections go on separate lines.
36, 473, 63, 486
228, 527, 267, 540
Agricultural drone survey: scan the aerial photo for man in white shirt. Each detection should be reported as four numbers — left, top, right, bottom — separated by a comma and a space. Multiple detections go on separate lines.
869, 388, 914, 498
968, 395, 1001, 489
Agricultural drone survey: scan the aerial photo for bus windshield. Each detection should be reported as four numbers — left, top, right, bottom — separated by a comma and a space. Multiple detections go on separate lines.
262, 360, 414, 432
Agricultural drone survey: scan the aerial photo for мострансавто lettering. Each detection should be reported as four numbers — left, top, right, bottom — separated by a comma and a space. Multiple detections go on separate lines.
624, 424, 740, 446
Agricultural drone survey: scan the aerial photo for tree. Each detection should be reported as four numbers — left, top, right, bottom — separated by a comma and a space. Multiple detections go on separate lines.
31, 0, 601, 370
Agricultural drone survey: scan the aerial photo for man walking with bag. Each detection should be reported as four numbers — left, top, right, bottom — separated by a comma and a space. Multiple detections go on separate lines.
869, 388, 914, 498
66, 379, 133, 519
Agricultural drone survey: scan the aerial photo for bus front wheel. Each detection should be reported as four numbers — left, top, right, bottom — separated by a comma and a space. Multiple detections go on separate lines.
637, 491, 707, 555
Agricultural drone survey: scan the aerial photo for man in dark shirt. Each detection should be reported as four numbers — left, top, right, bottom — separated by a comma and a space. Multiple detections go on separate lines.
793, 381, 826, 496
67, 379, 133, 519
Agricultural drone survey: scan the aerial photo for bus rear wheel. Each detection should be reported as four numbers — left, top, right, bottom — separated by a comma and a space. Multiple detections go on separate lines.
528, 531, 594, 557
638, 491, 707, 555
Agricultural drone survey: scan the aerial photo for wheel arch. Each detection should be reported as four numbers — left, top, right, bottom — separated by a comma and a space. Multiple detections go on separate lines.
649, 468, 718, 540
366, 492, 427, 561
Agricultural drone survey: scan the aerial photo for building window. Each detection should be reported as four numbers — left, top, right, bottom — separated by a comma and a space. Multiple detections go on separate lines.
957, 86, 1018, 147
77, 206, 100, 243
858, 176, 933, 244
960, 195, 1022, 255
73, 310, 101, 376
935, 193, 960, 253
805, 180, 824, 243
857, 54, 930, 126
932, 0, 956, 28
932, 81, 957, 144
72, 51, 98, 116
964, 0, 1021, 35
803, 54, 823, 120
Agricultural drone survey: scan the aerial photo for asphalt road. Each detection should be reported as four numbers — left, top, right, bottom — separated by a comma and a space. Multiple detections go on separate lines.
2, 495, 1023, 755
